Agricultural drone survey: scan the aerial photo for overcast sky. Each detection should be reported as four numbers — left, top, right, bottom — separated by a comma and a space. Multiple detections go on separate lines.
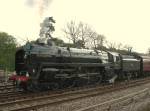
0, 0, 150, 53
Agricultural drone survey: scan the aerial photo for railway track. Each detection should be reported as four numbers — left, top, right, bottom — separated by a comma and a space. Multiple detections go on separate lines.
77, 88, 149, 111
0, 76, 5, 83
0, 77, 150, 111
0, 81, 17, 98
0, 83, 15, 92
0, 84, 103, 103
0, 91, 24, 101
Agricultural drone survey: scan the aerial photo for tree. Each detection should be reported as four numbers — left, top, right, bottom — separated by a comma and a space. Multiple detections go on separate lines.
78, 22, 91, 48
75, 40, 85, 48
51, 37, 64, 46
63, 21, 96, 48
63, 20, 80, 44
63, 20, 108, 49
106, 41, 117, 51
148, 48, 150, 55
0, 32, 17, 71
90, 32, 106, 49
124, 45, 133, 53
116, 43, 123, 50
95, 34, 106, 49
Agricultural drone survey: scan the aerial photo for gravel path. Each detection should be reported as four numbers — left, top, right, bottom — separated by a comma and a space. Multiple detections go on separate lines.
35, 82, 150, 111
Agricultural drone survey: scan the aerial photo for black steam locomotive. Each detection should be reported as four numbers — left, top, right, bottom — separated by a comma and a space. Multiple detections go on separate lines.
10, 38, 150, 91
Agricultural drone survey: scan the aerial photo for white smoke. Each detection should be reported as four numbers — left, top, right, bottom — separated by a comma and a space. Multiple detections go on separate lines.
26, 0, 53, 17
39, 17, 55, 38
26, 0, 35, 7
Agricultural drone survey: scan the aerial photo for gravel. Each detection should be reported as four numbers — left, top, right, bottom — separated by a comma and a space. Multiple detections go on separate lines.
36, 82, 150, 111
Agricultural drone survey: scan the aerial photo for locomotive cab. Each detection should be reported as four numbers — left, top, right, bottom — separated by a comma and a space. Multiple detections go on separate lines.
107, 52, 121, 70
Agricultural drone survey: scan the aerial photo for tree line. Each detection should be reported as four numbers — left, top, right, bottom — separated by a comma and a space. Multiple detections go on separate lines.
0, 32, 17, 71
60, 20, 135, 55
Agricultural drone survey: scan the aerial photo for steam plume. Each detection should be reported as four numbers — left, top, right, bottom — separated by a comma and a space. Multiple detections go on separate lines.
26, 0, 52, 17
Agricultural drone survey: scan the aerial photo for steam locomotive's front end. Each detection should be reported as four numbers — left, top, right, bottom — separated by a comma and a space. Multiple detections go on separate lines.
9, 44, 32, 90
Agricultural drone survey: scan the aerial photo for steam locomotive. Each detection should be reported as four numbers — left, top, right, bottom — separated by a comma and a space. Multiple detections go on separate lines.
10, 38, 150, 91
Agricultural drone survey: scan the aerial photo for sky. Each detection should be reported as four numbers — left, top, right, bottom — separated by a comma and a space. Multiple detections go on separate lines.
0, 0, 150, 53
